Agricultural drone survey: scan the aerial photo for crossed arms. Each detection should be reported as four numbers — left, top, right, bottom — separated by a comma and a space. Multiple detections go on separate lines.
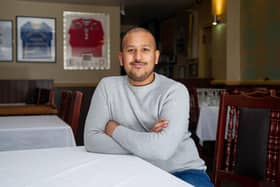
84, 81, 189, 160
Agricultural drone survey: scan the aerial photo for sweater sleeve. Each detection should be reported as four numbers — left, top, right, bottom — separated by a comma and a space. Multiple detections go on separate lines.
112, 84, 190, 160
84, 79, 130, 154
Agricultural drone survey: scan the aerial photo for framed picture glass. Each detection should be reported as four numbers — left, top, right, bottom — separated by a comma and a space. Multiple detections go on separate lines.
0, 20, 13, 62
16, 16, 56, 63
63, 11, 110, 70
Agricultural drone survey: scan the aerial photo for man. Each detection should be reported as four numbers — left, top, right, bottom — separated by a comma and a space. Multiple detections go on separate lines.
84, 27, 213, 187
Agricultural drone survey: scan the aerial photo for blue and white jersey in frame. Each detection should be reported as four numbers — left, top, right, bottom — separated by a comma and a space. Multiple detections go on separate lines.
20, 21, 53, 59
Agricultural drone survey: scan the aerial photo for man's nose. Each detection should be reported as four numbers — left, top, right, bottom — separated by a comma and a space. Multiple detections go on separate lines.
134, 50, 142, 61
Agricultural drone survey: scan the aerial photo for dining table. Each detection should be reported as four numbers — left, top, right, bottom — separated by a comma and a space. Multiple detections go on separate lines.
0, 115, 76, 151
0, 146, 193, 187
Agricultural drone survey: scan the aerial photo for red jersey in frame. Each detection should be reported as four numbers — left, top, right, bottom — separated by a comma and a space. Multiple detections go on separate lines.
68, 18, 104, 57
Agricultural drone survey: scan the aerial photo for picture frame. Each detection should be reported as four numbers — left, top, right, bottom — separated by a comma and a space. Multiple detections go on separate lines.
0, 20, 13, 62
63, 11, 110, 70
16, 16, 56, 63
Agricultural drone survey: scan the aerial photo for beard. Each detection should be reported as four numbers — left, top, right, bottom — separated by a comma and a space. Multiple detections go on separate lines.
126, 61, 155, 83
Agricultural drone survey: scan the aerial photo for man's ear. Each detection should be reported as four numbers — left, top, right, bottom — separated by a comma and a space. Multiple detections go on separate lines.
118, 52, 123, 66
155, 50, 160, 65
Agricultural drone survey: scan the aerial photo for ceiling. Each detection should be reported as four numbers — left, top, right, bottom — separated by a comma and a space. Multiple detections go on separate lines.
32, 0, 200, 25
121, 0, 197, 25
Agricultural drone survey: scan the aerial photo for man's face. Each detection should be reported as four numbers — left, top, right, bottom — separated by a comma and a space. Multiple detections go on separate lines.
119, 31, 160, 86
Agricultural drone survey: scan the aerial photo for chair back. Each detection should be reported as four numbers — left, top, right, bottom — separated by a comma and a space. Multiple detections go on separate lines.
58, 90, 73, 121
36, 88, 55, 105
175, 79, 200, 132
213, 89, 280, 187
188, 85, 200, 132
67, 90, 83, 141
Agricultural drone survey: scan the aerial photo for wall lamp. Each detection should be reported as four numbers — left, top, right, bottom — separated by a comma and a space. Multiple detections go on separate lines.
212, 15, 218, 25
120, 2, 126, 16
212, 0, 226, 25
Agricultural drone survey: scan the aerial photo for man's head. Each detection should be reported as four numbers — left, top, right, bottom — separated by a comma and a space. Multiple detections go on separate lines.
119, 27, 160, 86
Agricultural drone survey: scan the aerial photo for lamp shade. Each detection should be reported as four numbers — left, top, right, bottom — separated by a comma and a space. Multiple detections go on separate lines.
212, 0, 226, 16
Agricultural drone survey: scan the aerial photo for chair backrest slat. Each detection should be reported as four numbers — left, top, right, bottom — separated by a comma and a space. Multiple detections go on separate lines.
58, 90, 73, 122
67, 90, 83, 142
232, 107, 240, 171
267, 110, 280, 182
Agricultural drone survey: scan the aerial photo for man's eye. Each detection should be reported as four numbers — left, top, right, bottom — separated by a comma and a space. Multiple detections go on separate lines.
127, 49, 135, 53
143, 48, 150, 52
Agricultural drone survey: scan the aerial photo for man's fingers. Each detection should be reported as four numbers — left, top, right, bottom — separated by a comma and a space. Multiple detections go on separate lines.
154, 120, 168, 127
152, 126, 167, 132
151, 120, 168, 132
158, 119, 168, 124
152, 123, 167, 131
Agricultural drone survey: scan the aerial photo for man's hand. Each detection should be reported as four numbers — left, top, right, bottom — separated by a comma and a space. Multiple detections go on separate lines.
105, 120, 119, 137
150, 119, 168, 133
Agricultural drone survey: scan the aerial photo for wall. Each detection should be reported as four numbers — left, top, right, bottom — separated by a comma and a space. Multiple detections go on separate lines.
197, 0, 212, 78
0, 0, 120, 84
226, 0, 240, 80
241, 0, 280, 80
197, 0, 227, 80
212, 23, 226, 80
198, 0, 243, 81
210, 0, 280, 81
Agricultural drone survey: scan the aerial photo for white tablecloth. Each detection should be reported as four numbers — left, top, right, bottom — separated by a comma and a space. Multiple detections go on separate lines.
0, 146, 193, 187
0, 115, 76, 151
196, 105, 219, 143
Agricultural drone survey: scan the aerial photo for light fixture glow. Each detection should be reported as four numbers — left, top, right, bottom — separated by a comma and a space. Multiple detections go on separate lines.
212, 15, 218, 25
120, 2, 125, 16
211, 0, 226, 25
212, 0, 225, 16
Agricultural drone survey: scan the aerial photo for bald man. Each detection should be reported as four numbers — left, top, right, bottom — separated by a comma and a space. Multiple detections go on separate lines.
84, 27, 213, 187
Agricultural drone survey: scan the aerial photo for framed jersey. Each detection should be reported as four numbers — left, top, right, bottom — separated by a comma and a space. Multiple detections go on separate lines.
0, 20, 13, 62
16, 16, 56, 63
63, 11, 110, 70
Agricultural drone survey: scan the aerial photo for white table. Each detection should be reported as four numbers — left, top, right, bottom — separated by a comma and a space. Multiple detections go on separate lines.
0, 115, 76, 151
196, 105, 219, 144
0, 146, 193, 187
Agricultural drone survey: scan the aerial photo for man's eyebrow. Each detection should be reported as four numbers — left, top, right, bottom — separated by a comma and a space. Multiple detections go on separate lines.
124, 44, 136, 48
124, 44, 153, 48
142, 44, 153, 47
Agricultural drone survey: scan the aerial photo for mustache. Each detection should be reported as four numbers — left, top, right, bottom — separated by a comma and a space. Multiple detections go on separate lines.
129, 61, 148, 65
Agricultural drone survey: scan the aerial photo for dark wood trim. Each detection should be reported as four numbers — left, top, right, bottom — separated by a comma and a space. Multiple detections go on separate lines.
54, 82, 98, 88
0, 104, 57, 116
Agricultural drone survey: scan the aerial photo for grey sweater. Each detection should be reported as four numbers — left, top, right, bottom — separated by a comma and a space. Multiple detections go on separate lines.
84, 73, 206, 172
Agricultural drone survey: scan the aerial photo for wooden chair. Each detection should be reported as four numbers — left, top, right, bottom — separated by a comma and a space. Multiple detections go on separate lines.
185, 84, 219, 176
36, 88, 55, 106
212, 89, 280, 187
177, 80, 216, 172
58, 90, 73, 122
187, 84, 200, 137
177, 81, 200, 141
67, 90, 83, 142
175, 79, 200, 142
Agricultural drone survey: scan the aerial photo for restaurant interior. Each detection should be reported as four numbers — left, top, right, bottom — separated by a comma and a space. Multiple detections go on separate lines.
0, 0, 280, 186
